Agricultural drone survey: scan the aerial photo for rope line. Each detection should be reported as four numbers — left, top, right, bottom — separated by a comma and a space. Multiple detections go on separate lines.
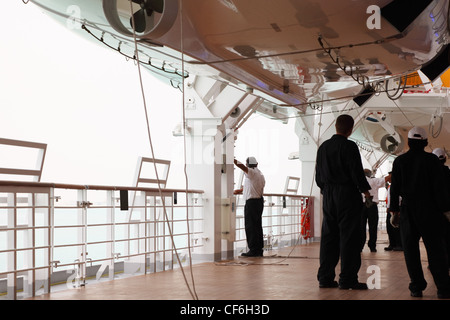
128, 0, 198, 300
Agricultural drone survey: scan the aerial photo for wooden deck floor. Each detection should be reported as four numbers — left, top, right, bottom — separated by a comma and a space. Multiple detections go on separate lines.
29, 231, 447, 302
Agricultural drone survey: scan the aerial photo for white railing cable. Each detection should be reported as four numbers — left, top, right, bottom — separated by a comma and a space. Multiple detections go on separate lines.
128, 0, 198, 300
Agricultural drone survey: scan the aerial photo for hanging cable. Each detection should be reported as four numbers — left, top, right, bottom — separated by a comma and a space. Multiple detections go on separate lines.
278, 80, 428, 110
190, 34, 401, 66
380, 83, 415, 127
179, 0, 199, 300
128, 0, 198, 301
318, 36, 370, 87
317, 36, 421, 103
430, 113, 443, 138
81, 25, 188, 82
385, 76, 407, 100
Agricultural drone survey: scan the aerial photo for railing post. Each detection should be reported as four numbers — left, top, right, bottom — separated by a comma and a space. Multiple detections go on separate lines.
6, 192, 16, 300
105, 190, 115, 280
24, 193, 35, 297
77, 189, 87, 286
43, 188, 55, 293
49, 187, 55, 295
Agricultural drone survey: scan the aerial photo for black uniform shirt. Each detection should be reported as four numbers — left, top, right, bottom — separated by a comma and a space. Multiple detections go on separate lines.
390, 148, 450, 213
442, 165, 450, 196
315, 134, 370, 193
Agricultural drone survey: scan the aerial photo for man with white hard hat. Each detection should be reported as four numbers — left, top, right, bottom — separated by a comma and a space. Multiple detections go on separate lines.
432, 147, 450, 272
390, 126, 450, 299
432, 148, 447, 162
234, 156, 266, 257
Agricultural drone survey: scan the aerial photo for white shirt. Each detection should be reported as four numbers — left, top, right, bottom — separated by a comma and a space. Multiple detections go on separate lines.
387, 184, 402, 209
243, 167, 265, 201
387, 185, 391, 208
363, 176, 385, 203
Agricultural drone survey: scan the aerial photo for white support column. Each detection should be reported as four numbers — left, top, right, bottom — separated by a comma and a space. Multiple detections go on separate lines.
185, 118, 223, 261
220, 125, 237, 259
295, 118, 322, 240
183, 75, 260, 261
183, 76, 239, 261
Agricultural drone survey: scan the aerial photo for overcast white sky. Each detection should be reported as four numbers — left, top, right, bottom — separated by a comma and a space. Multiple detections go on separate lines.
0, 1, 300, 192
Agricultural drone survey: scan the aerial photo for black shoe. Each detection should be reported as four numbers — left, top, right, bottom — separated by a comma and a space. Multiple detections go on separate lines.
339, 282, 368, 290
241, 251, 263, 257
384, 246, 393, 251
319, 281, 339, 288
410, 290, 423, 297
370, 247, 377, 252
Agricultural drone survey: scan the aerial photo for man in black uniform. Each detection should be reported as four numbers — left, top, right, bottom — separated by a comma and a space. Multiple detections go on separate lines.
390, 127, 450, 299
432, 148, 450, 272
315, 114, 371, 290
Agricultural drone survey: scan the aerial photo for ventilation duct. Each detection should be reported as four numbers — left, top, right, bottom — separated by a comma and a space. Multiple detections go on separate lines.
103, 0, 178, 39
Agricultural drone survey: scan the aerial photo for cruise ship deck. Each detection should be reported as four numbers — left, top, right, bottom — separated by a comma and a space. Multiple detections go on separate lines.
29, 231, 442, 301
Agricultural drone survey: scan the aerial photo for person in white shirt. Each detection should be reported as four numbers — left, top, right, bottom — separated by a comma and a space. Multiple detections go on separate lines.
385, 176, 403, 251
361, 169, 390, 252
234, 157, 266, 257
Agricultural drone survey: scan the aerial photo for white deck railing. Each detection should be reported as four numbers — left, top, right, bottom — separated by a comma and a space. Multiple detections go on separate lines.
0, 181, 203, 300
234, 194, 314, 254
0, 180, 314, 300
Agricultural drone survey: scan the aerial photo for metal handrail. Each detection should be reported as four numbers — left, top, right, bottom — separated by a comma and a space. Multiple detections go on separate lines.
0, 181, 204, 300
0, 180, 313, 300
0, 180, 204, 194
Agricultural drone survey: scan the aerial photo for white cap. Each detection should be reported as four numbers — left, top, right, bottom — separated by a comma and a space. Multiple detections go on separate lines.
408, 127, 428, 140
432, 148, 447, 160
246, 157, 258, 166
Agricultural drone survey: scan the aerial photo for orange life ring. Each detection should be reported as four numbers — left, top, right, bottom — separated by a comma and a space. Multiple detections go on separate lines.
300, 206, 311, 240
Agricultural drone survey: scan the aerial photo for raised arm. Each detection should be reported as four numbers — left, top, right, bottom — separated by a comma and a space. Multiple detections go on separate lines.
234, 158, 248, 174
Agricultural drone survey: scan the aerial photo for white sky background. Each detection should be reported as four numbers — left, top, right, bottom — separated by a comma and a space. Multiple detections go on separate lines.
0, 1, 301, 193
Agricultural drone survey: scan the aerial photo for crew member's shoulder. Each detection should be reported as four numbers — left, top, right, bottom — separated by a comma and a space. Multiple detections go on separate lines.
247, 167, 263, 177
424, 151, 442, 164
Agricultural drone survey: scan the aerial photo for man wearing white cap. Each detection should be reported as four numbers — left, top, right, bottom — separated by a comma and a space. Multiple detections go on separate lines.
432, 147, 450, 271
390, 127, 450, 299
234, 157, 266, 257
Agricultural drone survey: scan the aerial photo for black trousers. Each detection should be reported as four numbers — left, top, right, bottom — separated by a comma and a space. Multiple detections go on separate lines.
400, 204, 450, 294
386, 210, 402, 248
360, 203, 379, 251
446, 220, 450, 262
318, 185, 363, 286
244, 198, 264, 253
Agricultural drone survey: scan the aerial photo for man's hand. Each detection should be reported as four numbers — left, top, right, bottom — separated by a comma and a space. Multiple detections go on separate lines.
443, 211, 450, 223
365, 196, 373, 208
363, 191, 372, 208
390, 212, 400, 228
233, 188, 243, 195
